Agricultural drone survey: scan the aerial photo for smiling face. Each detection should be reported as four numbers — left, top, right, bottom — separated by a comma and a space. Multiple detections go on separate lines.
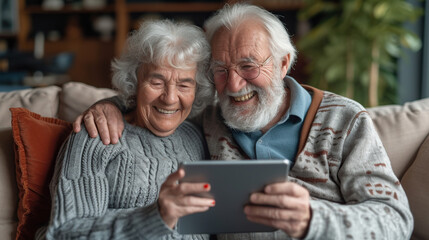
134, 63, 197, 137
210, 20, 289, 132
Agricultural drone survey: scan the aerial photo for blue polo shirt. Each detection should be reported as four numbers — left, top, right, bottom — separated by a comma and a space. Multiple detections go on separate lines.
231, 77, 312, 163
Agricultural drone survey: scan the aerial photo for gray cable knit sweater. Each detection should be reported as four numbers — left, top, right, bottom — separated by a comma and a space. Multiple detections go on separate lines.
38, 121, 209, 240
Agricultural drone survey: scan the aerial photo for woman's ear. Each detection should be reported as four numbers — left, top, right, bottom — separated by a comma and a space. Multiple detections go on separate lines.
280, 54, 290, 77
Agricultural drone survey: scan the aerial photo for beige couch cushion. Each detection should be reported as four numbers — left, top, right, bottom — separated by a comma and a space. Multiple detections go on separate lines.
58, 82, 117, 122
0, 128, 17, 239
401, 134, 429, 240
368, 98, 429, 179
0, 86, 61, 128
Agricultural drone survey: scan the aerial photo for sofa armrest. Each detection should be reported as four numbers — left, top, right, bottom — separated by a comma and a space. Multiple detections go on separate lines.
401, 133, 429, 239
367, 98, 429, 179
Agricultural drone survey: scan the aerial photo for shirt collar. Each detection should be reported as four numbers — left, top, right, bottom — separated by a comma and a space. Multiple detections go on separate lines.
279, 76, 309, 124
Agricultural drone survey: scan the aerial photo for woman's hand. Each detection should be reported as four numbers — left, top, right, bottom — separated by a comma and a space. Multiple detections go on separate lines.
158, 168, 215, 229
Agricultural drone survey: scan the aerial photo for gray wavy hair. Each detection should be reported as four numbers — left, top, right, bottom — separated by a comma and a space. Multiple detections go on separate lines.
111, 19, 213, 117
204, 3, 297, 74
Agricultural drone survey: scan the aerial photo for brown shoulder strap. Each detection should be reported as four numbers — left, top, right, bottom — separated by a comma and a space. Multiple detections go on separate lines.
297, 85, 324, 157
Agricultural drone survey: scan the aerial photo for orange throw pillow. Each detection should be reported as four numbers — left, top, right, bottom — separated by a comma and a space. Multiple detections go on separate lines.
10, 108, 72, 240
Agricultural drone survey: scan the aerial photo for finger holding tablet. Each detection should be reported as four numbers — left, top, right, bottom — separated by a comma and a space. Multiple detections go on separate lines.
244, 181, 311, 238
158, 168, 216, 229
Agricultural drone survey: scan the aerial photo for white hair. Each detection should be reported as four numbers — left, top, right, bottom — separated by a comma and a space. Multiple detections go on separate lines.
204, 3, 297, 74
111, 19, 213, 117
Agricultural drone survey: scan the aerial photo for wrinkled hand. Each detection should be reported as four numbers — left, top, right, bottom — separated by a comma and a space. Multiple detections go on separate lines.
158, 168, 215, 229
73, 101, 124, 145
244, 182, 311, 239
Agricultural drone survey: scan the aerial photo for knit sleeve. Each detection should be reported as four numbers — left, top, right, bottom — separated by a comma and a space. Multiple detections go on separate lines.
304, 110, 413, 239
39, 127, 181, 240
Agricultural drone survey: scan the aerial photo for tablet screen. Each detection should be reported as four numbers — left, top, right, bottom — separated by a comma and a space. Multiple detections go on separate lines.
177, 159, 290, 234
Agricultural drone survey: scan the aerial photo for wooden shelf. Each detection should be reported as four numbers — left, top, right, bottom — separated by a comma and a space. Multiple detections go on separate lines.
24, 4, 116, 14
229, 0, 304, 11
23, 1, 304, 14
256, 2, 304, 11
126, 2, 224, 13
0, 33, 18, 38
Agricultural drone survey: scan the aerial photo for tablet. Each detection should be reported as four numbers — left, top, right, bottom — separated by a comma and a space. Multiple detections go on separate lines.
177, 159, 291, 234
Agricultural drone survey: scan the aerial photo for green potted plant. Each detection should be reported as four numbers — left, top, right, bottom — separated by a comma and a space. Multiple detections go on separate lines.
298, 0, 422, 107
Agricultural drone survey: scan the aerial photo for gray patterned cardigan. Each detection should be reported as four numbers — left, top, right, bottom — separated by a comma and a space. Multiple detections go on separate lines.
200, 87, 413, 240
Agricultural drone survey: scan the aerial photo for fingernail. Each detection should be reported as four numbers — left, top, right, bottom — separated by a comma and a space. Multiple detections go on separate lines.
243, 206, 249, 213
204, 184, 209, 189
212, 200, 216, 205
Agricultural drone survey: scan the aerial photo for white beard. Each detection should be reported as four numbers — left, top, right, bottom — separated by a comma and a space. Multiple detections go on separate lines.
218, 72, 286, 132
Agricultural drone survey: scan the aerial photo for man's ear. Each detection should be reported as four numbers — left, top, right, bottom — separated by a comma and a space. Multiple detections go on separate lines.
280, 54, 290, 77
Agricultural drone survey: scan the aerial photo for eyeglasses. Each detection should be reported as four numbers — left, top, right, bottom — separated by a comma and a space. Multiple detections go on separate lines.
211, 56, 273, 84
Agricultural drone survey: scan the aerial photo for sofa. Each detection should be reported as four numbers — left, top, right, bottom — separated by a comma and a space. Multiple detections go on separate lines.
0, 81, 428, 240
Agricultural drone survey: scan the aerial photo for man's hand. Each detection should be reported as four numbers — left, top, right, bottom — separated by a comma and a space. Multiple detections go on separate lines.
158, 168, 215, 229
244, 182, 311, 239
73, 101, 124, 145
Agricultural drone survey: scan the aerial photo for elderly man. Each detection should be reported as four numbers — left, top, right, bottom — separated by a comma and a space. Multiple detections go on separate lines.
75, 3, 413, 239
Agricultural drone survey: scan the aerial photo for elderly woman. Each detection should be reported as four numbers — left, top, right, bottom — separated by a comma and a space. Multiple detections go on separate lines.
37, 20, 214, 240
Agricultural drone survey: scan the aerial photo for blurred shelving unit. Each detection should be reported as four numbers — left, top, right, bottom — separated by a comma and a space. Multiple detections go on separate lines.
15, 0, 304, 88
